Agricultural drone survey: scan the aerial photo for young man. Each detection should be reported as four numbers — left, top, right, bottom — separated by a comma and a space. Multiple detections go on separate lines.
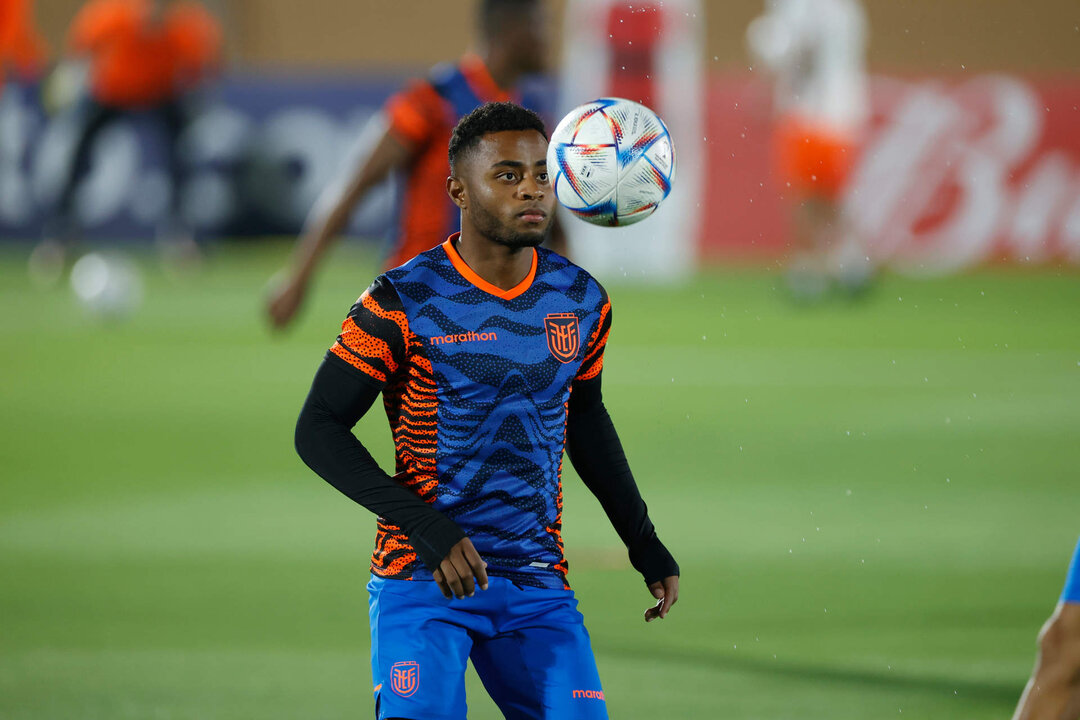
266, 0, 551, 329
294, 102, 679, 719
1012, 537, 1080, 720
746, 0, 872, 299
32, 0, 220, 283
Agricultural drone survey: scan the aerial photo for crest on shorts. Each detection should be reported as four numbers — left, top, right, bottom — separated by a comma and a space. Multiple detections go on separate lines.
390, 661, 419, 697
545, 313, 580, 363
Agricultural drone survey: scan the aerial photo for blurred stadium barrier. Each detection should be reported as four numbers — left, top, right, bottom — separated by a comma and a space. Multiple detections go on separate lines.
0, 74, 402, 242
4, 69, 1078, 273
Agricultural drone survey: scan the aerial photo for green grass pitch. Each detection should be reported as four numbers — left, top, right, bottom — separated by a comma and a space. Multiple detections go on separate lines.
1, 242, 1078, 719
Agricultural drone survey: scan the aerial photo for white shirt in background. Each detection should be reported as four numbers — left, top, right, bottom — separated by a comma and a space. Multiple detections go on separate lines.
747, 0, 869, 132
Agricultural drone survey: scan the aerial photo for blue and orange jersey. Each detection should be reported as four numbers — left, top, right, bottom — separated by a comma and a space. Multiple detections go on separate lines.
328, 235, 611, 589
382, 55, 546, 269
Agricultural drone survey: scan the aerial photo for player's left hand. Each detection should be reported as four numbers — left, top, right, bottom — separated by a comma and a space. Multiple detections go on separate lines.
644, 575, 679, 622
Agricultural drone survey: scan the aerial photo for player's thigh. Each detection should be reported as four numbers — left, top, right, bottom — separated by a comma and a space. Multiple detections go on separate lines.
471, 591, 607, 720
368, 577, 472, 720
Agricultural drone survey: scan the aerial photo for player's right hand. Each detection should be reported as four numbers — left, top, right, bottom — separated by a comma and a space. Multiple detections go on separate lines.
266, 270, 307, 329
644, 575, 679, 622
433, 537, 489, 600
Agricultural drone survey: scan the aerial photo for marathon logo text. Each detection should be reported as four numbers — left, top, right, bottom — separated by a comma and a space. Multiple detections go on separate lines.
572, 689, 605, 700
430, 331, 497, 345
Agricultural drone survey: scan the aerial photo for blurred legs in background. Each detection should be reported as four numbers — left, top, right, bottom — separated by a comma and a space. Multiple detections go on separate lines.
747, 0, 872, 301
31, 96, 199, 286
775, 116, 873, 302
786, 193, 872, 302
29, 0, 220, 287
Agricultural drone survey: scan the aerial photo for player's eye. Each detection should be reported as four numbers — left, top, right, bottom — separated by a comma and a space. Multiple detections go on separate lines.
498, 171, 518, 182
537, 172, 549, 184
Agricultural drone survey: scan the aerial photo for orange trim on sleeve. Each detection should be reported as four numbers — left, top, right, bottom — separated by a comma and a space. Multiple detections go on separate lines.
330, 343, 388, 382
576, 299, 611, 381
441, 234, 537, 301
361, 292, 409, 340
337, 316, 400, 375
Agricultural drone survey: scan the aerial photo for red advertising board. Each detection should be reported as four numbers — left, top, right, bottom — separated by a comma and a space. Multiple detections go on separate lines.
704, 74, 1080, 272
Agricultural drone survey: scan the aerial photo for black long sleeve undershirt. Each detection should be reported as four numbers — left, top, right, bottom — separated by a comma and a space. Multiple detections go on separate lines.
566, 374, 680, 585
294, 354, 465, 571
295, 353, 677, 584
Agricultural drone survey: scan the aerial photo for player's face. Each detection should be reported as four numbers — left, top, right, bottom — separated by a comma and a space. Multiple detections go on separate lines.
459, 130, 555, 249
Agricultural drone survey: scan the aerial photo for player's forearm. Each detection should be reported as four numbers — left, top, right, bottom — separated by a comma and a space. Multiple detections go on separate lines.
288, 199, 354, 284
294, 357, 466, 568
566, 389, 678, 583
288, 124, 411, 283
1013, 669, 1076, 720
566, 400, 652, 547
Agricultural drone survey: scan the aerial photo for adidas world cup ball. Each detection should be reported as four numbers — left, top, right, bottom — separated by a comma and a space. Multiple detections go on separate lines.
547, 98, 675, 227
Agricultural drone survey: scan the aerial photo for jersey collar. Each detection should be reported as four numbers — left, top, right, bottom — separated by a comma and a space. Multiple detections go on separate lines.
442, 233, 537, 301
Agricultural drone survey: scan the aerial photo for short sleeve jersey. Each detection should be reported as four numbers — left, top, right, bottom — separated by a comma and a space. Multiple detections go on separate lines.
328, 236, 611, 589
380, 55, 548, 269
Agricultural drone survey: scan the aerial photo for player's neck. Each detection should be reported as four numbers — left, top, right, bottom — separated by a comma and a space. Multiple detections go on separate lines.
453, 230, 535, 292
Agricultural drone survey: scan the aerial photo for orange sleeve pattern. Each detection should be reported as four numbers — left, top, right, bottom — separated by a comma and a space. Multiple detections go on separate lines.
329, 277, 409, 386
576, 295, 611, 382
384, 79, 446, 149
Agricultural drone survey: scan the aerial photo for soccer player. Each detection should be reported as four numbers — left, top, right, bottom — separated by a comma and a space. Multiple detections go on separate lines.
31, 0, 220, 283
294, 102, 679, 719
0, 0, 48, 97
1012, 537, 1080, 720
266, 0, 551, 330
746, 0, 872, 299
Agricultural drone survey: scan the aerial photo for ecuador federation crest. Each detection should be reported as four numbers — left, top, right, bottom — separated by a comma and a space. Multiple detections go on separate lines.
544, 313, 580, 363
390, 661, 419, 698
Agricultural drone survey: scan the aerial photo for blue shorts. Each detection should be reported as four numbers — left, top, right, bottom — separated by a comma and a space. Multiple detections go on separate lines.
1063, 537, 1080, 604
367, 575, 608, 720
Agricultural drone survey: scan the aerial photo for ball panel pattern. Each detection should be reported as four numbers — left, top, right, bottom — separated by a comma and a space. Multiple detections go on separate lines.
547, 98, 675, 228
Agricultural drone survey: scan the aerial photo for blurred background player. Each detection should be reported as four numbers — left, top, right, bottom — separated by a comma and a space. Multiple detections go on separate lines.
556, 0, 704, 283
0, 0, 48, 96
747, 0, 872, 300
1012, 537, 1080, 720
0, 0, 47, 227
30, 0, 221, 285
295, 102, 678, 718
264, 0, 551, 330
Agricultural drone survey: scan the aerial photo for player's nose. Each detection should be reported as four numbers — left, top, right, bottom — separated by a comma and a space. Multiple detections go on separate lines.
516, 176, 544, 199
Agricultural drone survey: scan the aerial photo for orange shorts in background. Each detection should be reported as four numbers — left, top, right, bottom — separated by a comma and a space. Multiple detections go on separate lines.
774, 117, 859, 201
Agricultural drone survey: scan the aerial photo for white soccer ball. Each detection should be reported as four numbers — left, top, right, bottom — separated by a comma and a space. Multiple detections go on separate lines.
547, 97, 676, 227
70, 252, 144, 320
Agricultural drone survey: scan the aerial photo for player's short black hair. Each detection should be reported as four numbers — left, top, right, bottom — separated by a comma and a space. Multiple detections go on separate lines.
448, 102, 547, 173
478, 0, 540, 38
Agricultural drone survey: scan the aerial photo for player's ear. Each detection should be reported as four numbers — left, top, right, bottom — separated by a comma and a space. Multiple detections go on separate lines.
447, 175, 467, 209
